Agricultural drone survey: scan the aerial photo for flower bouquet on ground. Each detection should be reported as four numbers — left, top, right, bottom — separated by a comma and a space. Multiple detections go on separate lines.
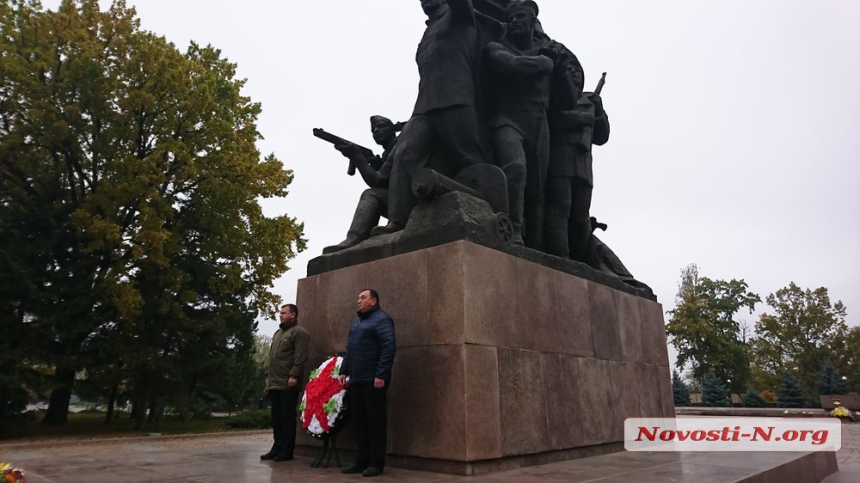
831, 406, 855, 422
299, 355, 348, 438
1, 462, 26, 483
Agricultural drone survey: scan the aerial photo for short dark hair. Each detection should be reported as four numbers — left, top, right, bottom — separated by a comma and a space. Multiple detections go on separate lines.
360, 289, 380, 305
282, 303, 298, 317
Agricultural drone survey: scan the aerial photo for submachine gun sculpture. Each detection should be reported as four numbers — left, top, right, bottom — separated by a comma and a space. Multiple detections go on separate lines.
312, 128, 379, 175
313, 122, 406, 174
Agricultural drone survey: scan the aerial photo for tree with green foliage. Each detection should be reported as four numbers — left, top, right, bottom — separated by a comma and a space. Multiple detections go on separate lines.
247, 333, 273, 407
672, 370, 691, 406
741, 386, 766, 407
751, 283, 847, 402
682, 369, 702, 394
776, 372, 806, 408
817, 363, 847, 396
666, 264, 760, 393
830, 325, 860, 395
701, 374, 732, 407
0, 0, 305, 426
0, 296, 41, 436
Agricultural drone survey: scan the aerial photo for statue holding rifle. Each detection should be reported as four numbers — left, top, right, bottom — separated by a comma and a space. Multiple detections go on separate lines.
319, 116, 400, 254
544, 72, 609, 262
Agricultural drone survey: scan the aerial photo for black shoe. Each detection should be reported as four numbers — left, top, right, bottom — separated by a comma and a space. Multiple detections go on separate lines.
362, 467, 383, 477
273, 453, 294, 462
342, 465, 366, 474
260, 451, 277, 460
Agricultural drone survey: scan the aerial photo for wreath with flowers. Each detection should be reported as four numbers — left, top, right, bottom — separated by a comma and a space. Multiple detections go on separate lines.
1, 462, 26, 483
831, 406, 856, 422
298, 355, 348, 438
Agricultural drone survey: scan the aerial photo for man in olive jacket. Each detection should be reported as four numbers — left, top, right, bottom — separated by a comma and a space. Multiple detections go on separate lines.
260, 303, 309, 462
338, 289, 396, 478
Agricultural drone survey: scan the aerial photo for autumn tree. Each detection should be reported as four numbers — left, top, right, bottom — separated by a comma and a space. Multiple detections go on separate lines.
666, 264, 760, 393
0, 0, 305, 425
830, 325, 860, 394
751, 283, 847, 401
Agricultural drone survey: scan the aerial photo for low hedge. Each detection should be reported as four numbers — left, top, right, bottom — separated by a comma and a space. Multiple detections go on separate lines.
223, 410, 271, 429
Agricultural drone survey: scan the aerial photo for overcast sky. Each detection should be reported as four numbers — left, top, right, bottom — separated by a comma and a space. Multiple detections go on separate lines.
45, 1, 860, 362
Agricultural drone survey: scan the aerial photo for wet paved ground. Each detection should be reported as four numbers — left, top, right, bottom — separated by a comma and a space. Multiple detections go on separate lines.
825, 422, 860, 482
0, 423, 856, 482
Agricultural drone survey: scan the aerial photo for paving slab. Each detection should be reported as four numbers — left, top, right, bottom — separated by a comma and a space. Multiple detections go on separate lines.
838, 423, 860, 471
822, 470, 860, 483
0, 433, 843, 482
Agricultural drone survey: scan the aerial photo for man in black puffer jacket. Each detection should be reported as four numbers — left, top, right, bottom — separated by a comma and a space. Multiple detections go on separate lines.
338, 289, 396, 478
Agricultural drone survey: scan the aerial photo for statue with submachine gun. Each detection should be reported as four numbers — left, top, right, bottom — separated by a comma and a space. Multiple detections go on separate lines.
312, 123, 403, 175
311, 0, 650, 292
314, 116, 401, 254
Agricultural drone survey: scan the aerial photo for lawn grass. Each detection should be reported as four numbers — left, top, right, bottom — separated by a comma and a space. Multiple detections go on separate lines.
7, 410, 268, 443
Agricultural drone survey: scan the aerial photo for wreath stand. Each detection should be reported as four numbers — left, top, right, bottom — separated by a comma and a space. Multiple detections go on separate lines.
310, 432, 342, 468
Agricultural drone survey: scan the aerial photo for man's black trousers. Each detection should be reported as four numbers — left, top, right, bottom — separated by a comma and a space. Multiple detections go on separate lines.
269, 388, 300, 457
349, 383, 388, 469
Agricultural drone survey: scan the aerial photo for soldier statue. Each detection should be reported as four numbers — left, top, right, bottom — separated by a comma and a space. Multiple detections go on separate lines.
544, 86, 609, 261
323, 116, 399, 253
371, 0, 491, 237
482, 0, 554, 248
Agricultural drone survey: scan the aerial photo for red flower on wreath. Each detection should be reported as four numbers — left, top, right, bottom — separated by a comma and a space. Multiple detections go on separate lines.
302, 357, 344, 432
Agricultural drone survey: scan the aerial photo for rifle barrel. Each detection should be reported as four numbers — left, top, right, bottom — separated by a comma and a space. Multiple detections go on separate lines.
594, 72, 607, 96
313, 128, 378, 176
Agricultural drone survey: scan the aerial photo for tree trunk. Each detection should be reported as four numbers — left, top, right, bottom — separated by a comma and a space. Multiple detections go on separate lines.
0, 386, 9, 429
134, 400, 146, 430
41, 367, 76, 426
130, 396, 144, 420
105, 382, 118, 425
147, 398, 157, 424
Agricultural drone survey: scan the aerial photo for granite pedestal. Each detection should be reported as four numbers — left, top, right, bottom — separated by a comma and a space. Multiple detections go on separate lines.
295, 240, 673, 475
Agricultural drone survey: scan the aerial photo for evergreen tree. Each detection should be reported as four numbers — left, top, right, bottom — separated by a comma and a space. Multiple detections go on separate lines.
776, 372, 806, 408
817, 363, 847, 395
672, 370, 691, 406
741, 386, 766, 407
701, 374, 732, 407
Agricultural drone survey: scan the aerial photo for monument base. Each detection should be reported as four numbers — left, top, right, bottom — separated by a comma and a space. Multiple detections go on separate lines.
295, 240, 673, 474
307, 192, 656, 302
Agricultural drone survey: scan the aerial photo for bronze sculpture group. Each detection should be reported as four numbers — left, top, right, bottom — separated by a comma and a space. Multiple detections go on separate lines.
316, 0, 644, 289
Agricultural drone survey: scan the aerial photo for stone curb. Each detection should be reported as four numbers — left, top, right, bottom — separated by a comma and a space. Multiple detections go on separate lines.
676, 407, 830, 417
0, 429, 270, 451
677, 409, 831, 417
